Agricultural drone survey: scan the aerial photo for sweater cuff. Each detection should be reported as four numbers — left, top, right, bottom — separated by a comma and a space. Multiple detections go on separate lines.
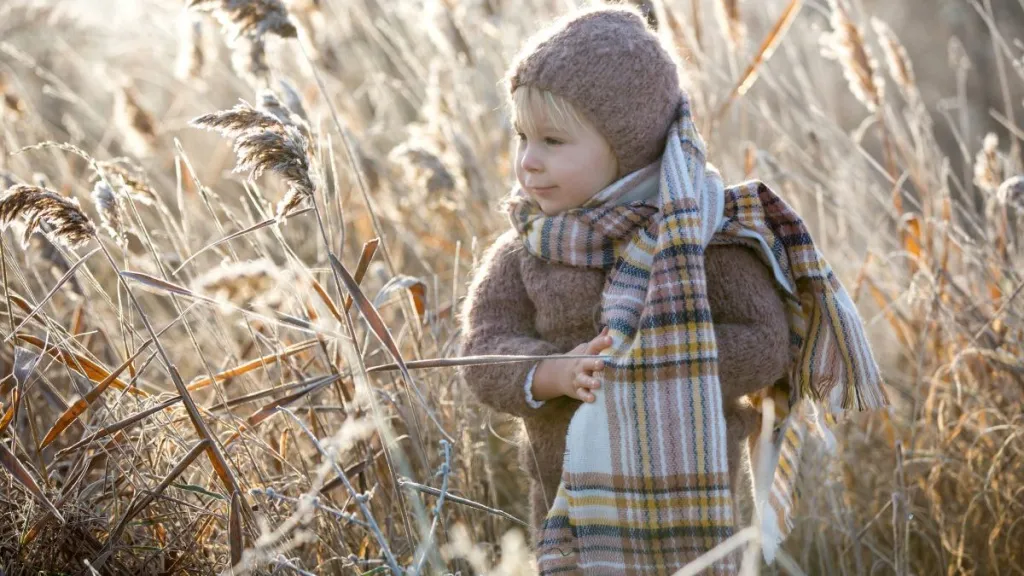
523, 363, 546, 409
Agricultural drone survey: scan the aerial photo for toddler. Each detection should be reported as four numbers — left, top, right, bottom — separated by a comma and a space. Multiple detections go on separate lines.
458, 5, 887, 574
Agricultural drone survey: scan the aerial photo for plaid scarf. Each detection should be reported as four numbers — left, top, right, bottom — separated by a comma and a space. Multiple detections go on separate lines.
506, 94, 889, 574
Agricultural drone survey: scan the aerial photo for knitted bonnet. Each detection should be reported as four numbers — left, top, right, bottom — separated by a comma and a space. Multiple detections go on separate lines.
507, 4, 683, 177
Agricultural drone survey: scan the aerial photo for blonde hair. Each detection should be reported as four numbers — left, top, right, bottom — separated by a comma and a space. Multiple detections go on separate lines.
509, 85, 588, 137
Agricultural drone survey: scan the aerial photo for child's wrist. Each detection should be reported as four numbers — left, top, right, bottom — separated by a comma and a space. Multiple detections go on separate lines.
532, 358, 570, 401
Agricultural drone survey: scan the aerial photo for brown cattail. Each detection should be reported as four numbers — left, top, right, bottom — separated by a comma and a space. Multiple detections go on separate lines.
189, 0, 297, 44
114, 84, 159, 157
715, 0, 745, 50
870, 18, 916, 101
191, 100, 315, 219
175, 12, 207, 81
91, 180, 125, 246
0, 185, 95, 248
821, 0, 884, 112
974, 133, 1003, 193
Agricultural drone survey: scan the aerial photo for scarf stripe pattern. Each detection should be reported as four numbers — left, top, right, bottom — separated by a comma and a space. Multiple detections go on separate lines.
506, 93, 888, 574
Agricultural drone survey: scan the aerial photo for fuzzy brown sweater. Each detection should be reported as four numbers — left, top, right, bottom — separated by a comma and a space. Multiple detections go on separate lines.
458, 229, 790, 544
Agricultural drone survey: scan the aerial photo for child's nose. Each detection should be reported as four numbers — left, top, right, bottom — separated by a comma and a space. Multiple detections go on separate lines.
520, 145, 543, 173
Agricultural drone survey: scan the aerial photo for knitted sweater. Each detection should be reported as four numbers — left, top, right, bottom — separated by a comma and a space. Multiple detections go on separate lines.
458, 229, 791, 543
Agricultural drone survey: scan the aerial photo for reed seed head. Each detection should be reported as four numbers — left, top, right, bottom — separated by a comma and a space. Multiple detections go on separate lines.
0, 184, 95, 249
388, 142, 455, 196
974, 133, 1003, 193
175, 12, 207, 81
821, 0, 884, 112
191, 100, 315, 219
192, 258, 292, 309
189, 0, 296, 44
114, 84, 158, 157
93, 162, 159, 207
870, 18, 916, 101
91, 180, 125, 246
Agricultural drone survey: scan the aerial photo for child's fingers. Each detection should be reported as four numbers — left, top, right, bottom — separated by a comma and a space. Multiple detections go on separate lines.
574, 372, 601, 390
587, 334, 612, 354
575, 386, 596, 403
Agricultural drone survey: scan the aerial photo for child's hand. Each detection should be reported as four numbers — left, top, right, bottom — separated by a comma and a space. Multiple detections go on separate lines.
565, 327, 613, 403
534, 327, 612, 403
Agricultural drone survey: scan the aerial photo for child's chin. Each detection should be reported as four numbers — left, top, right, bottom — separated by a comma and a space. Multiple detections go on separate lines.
538, 201, 563, 216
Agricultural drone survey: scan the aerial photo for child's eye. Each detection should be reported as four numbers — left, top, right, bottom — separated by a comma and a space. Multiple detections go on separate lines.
544, 137, 563, 146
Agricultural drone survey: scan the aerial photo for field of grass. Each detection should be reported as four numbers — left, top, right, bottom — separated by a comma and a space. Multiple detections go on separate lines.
0, 0, 1022, 574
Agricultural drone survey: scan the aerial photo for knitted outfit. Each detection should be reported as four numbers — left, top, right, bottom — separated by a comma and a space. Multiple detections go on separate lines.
459, 230, 789, 540
459, 5, 887, 574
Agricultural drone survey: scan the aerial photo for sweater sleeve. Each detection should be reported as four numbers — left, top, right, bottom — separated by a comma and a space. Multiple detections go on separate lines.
458, 232, 562, 418
705, 244, 791, 404
523, 364, 546, 408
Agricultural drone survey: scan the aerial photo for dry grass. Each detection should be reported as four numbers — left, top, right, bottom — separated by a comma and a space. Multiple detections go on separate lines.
0, 0, 1022, 574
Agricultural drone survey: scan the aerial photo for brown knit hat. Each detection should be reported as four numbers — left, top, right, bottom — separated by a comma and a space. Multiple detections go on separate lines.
507, 4, 682, 177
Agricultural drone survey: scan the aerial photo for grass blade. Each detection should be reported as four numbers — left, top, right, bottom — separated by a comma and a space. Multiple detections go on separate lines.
374, 275, 427, 320
54, 395, 182, 458
15, 334, 149, 397
307, 237, 376, 323
3, 247, 100, 342
364, 353, 601, 374
119, 270, 205, 299
222, 374, 339, 446
329, 253, 407, 378
715, 0, 804, 119
39, 341, 155, 449
310, 278, 343, 322
98, 439, 209, 569
343, 238, 379, 312
208, 378, 316, 412
229, 490, 243, 566
12, 343, 44, 387
186, 339, 319, 391
171, 207, 313, 276
0, 441, 64, 522
0, 389, 18, 434
328, 253, 452, 442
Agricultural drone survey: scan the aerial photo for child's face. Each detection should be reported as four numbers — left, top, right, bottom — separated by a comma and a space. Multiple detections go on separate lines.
513, 103, 618, 216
